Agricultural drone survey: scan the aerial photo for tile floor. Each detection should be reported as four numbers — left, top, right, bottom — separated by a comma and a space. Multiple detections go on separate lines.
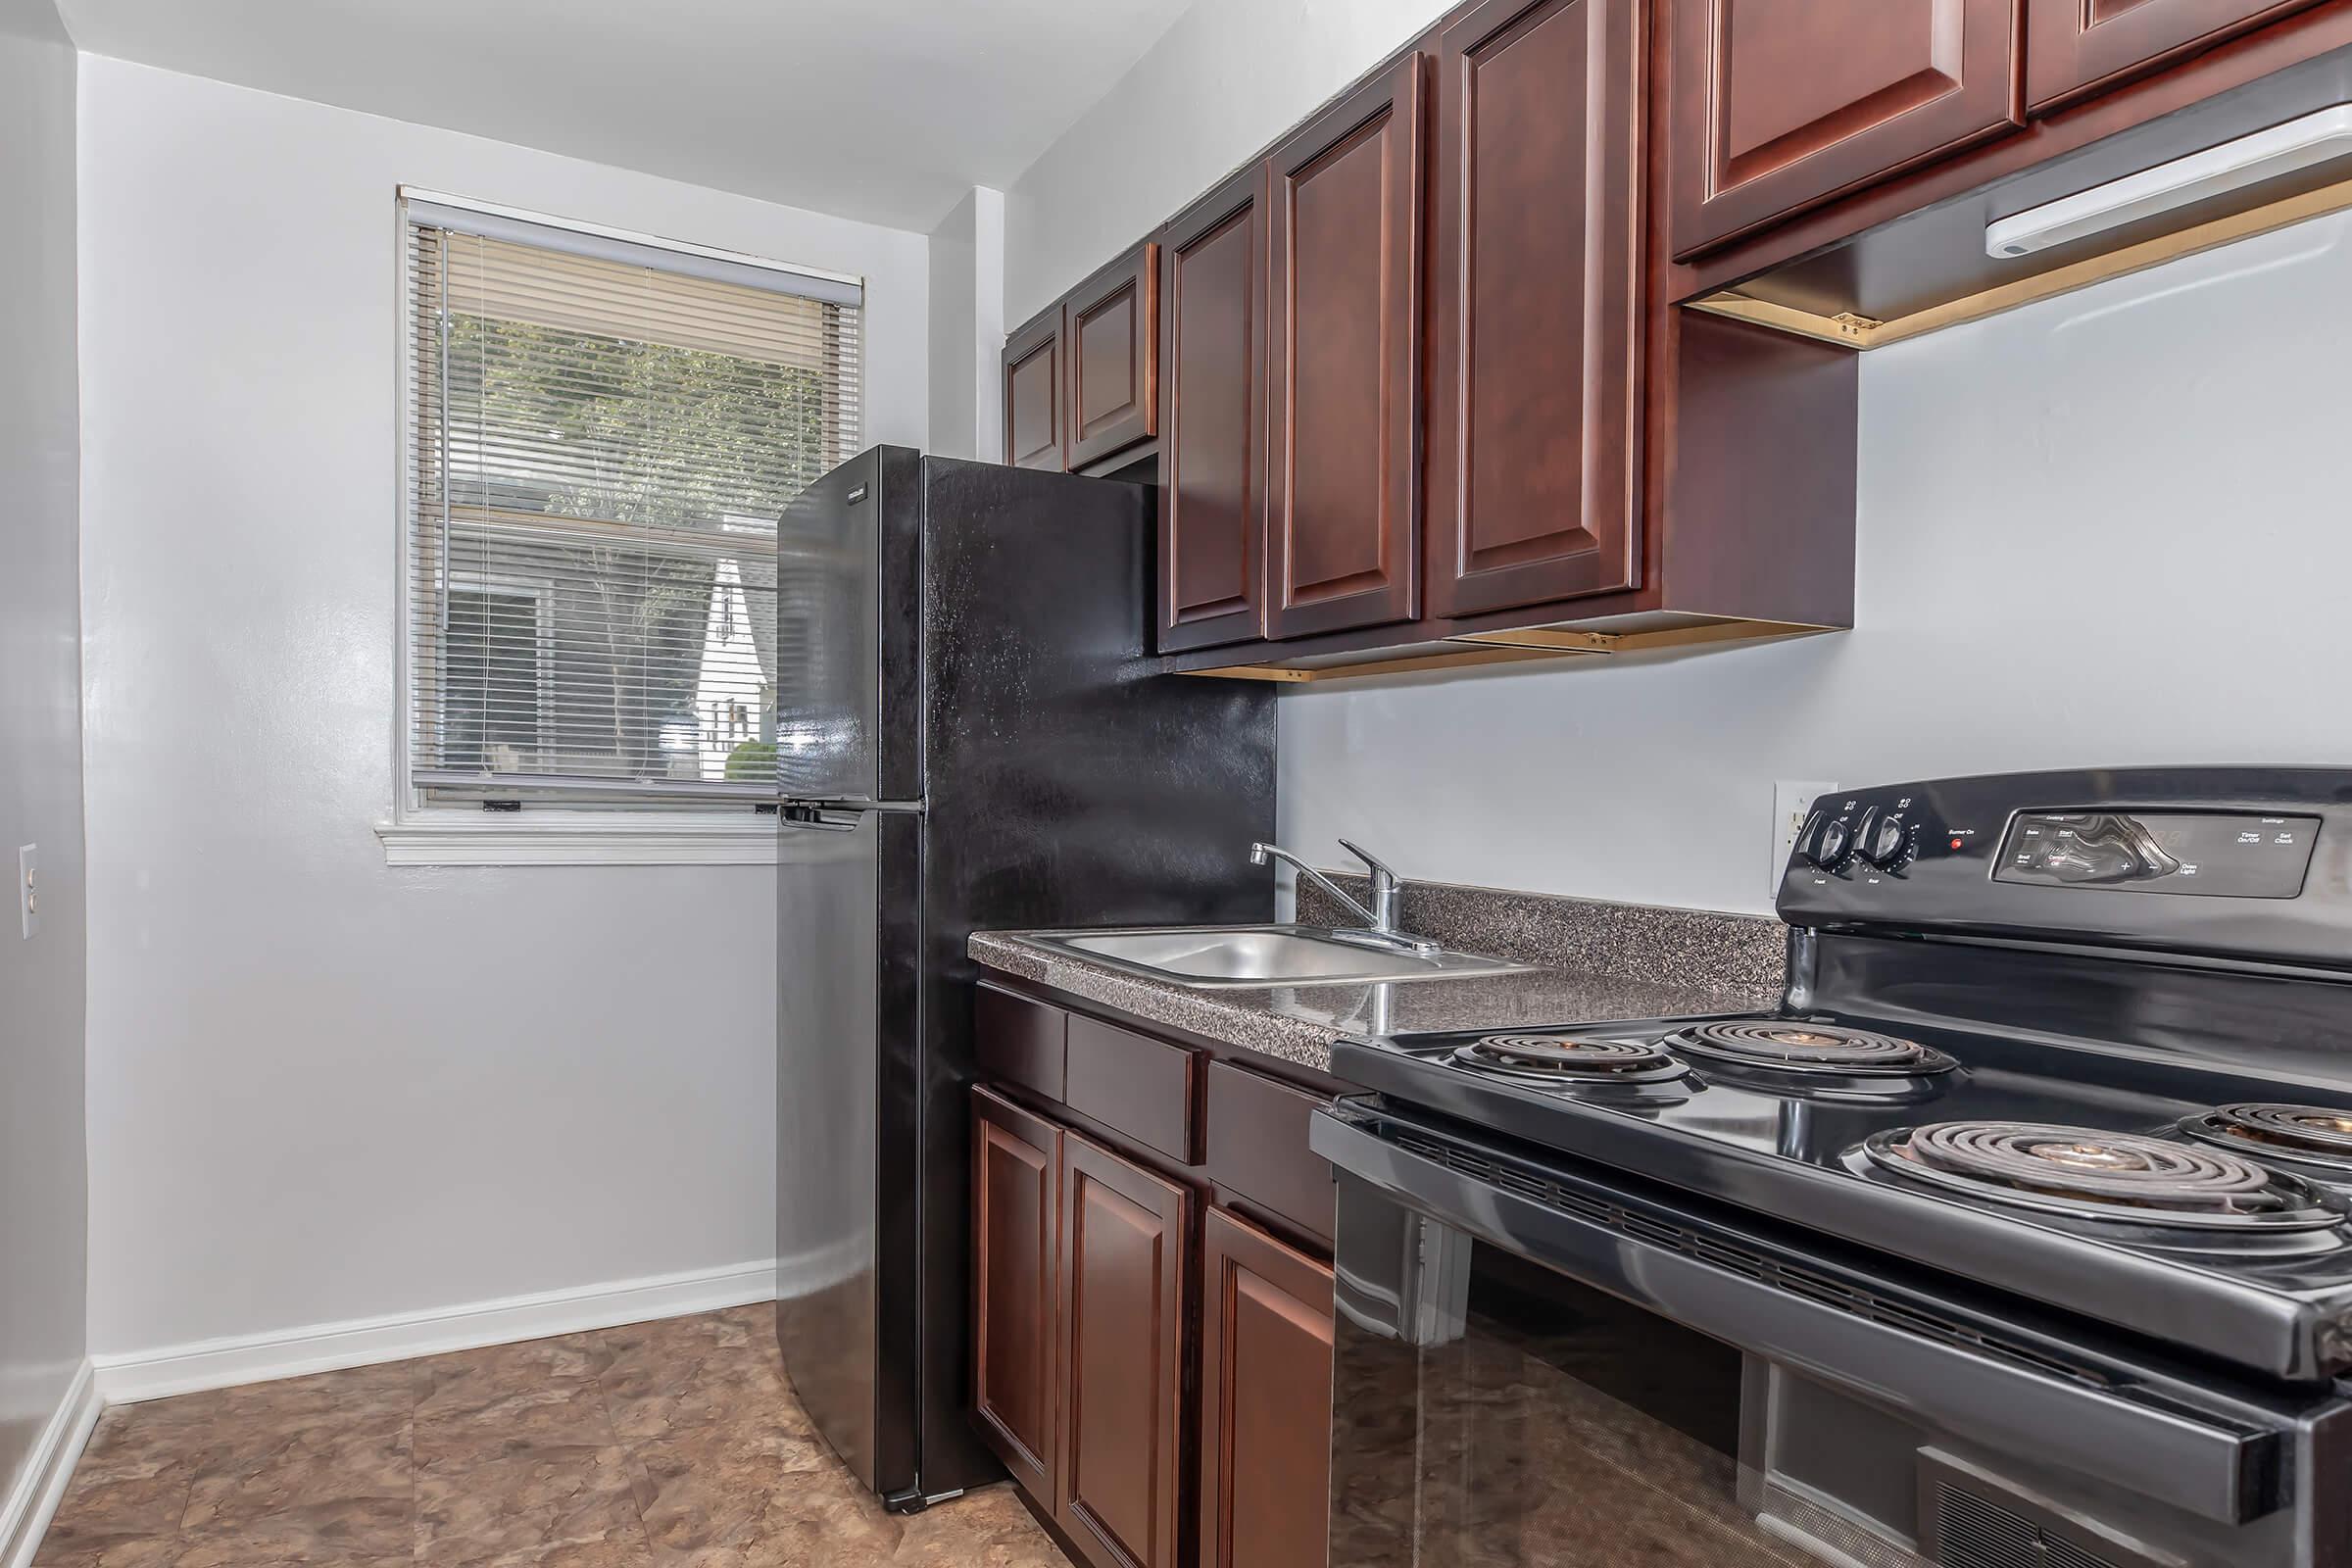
34, 1306, 1071, 1567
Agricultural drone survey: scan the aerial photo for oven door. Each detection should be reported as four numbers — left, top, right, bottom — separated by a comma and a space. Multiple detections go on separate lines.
1312, 1101, 2323, 1568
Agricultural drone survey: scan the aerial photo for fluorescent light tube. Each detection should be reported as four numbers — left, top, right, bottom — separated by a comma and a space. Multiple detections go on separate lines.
1985, 103, 2352, 259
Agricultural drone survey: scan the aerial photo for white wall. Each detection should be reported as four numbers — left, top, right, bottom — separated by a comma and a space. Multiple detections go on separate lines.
1280, 212, 2352, 915
0, 0, 87, 1509
76, 56, 929, 1358
927, 185, 1006, 461
1004, 0, 1449, 323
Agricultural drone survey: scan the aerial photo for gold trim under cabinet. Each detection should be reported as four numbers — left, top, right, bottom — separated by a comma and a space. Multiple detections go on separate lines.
1690, 170, 2352, 351
1180, 617, 1834, 683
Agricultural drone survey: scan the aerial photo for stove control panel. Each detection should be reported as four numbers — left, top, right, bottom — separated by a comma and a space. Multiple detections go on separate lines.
1777, 768, 2352, 969
1994, 810, 2318, 898
1794, 800, 1918, 880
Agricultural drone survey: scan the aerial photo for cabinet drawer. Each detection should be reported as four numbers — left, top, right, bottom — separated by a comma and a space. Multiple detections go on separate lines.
976, 985, 1067, 1101
1065, 1014, 1200, 1163
1205, 1061, 1333, 1245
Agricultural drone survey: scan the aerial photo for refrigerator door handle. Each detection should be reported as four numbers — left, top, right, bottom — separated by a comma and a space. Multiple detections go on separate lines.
782, 799, 926, 821
781, 805, 868, 831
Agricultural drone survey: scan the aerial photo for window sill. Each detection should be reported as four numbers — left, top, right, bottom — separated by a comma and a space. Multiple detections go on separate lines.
375, 814, 781, 867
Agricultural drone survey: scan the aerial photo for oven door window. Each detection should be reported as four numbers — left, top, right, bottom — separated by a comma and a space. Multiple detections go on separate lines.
1329, 1174, 1936, 1568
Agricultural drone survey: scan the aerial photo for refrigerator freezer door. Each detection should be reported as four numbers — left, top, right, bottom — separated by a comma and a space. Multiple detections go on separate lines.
773, 453, 881, 803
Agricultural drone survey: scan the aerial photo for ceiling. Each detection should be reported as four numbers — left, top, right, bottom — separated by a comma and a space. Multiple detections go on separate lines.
52, 0, 1193, 231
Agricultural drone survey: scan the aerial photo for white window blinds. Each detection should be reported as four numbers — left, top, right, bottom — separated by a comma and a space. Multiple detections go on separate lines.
402, 195, 861, 806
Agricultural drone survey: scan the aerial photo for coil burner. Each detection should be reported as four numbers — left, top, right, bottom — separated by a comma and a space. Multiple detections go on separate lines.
1450, 1034, 1690, 1086
1863, 1121, 2343, 1231
2182, 1103, 2352, 1176
1668, 1021, 1957, 1078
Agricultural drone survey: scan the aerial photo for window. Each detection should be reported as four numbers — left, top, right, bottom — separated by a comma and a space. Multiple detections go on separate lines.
388, 192, 861, 861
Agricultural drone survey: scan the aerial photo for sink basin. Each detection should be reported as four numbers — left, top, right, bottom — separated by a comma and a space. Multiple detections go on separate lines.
1028, 924, 1530, 989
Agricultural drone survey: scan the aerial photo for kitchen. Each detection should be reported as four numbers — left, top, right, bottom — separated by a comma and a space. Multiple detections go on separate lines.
7, 2, 2352, 1567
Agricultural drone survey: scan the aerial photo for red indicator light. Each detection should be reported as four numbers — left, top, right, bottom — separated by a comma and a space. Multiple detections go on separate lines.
1948, 838, 1964, 851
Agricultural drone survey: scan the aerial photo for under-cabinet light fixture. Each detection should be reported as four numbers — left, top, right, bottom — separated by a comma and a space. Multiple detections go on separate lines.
1985, 103, 2352, 259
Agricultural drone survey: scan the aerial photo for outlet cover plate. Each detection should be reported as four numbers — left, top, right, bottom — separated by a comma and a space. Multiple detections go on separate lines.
18, 844, 35, 940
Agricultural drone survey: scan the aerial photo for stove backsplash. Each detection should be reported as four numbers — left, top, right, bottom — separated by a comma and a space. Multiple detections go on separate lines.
1298, 873, 1787, 994
1815, 930, 2352, 1093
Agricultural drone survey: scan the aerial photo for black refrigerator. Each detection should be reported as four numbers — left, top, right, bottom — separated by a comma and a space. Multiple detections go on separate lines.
771, 447, 1275, 1509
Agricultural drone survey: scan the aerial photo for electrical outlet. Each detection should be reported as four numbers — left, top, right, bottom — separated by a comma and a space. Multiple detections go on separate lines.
1771, 782, 1837, 900
18, 844, 35, 940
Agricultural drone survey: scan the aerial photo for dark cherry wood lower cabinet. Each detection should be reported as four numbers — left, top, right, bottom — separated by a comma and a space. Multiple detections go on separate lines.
972, 1089, 1061, 1501
1056, 1133, 1192, 1568
970, 995, 1345, 1568
1198, 1208, 1335, 1568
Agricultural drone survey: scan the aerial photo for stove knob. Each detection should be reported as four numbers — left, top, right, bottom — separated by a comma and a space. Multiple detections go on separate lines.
1860, 815, 1916, 871
1805, 815, 1857, 873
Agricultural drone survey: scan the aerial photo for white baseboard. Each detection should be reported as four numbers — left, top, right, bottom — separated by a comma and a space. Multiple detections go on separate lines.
1, 1359, 100, 1568
92, 1258, 780, 1406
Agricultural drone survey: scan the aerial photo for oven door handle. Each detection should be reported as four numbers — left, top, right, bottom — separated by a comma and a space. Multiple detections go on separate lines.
1310, 1103, 2286, 1527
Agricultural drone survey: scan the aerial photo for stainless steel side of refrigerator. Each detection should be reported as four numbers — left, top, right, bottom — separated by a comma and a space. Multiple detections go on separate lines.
772, 448, 1276, 1509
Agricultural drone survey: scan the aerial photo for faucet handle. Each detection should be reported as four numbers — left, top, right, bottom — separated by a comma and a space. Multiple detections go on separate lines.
1336, 838, 1399, 891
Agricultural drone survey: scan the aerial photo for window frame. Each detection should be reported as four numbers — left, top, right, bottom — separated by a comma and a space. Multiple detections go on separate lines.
378, 189, 862, 867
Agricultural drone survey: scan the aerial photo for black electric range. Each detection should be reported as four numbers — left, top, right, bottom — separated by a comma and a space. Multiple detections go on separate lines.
1330, 1004, 2352, 1384
1314, 768, 2352, 1568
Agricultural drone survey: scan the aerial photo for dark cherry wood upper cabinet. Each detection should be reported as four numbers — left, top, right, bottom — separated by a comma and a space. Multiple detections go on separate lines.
1004, 304, 1067, 471
1427, 0, 1643, 620
2026, 0, 2327, 111
1262, 54, 1426, 640
971, 1088, 1061, 1502
1198, 1208, 1335, 1568
1055, 1133, 1191, 1568
1156, 168, 1269, 653
1669, 0, 2025, 259
1066, 245, 1161, 469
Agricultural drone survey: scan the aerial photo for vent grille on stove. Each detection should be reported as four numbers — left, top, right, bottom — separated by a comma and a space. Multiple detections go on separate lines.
1932, 1484, 2141, 1568
1383, 1123, 2117, 1395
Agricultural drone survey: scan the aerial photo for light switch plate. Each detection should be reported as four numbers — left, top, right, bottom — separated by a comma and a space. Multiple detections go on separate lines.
1771, 782, 1837, 901
18, 844, 35, 940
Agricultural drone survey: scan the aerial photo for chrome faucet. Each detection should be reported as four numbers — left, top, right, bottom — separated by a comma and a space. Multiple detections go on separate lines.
1250, 839, 1438, 956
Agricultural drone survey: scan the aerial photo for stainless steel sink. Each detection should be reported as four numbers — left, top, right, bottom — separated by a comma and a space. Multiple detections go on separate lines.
1023, 924, 1531, 989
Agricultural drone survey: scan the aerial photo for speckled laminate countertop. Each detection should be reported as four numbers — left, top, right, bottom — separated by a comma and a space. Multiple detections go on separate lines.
967, 929, 1781, 1073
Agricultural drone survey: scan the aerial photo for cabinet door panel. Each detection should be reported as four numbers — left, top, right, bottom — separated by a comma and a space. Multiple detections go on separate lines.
1670, 0, 2024, 258
1428, 0, 1642, 619
1004, 306, 1066, 471
2026, 0, 2325, 110
1199, 1209, 1334, 1568
1264, 55, 1425, 639
1157, 168, 1268, 653
1068, 245, 1160, 469
971, 1088, 1060, 1500
1056, 1134, 1190, 1568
